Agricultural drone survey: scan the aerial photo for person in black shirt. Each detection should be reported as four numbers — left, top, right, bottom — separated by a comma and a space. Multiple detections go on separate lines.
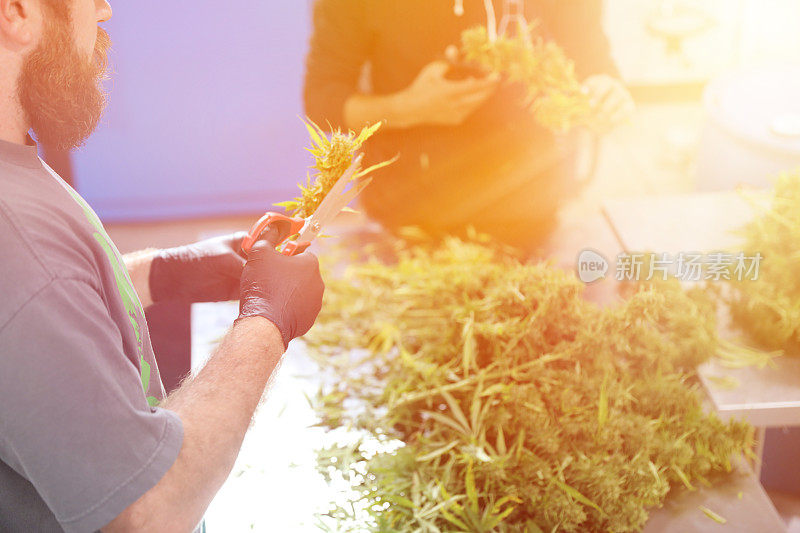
305, 0, 633, 250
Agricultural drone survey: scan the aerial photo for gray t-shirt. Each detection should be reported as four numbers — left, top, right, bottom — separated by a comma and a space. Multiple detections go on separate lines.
0, 138, 184, 532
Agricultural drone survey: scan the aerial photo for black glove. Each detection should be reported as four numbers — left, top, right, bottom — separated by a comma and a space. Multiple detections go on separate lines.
149, 232, 248, 304
237, 230, 325, 348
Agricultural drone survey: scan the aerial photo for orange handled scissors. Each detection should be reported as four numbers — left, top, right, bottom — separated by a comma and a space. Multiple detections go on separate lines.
241, 155, 369, 256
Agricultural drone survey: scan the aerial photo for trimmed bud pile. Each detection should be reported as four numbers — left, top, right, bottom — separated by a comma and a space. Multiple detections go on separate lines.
308, 237, 753, 532
729, 172, 800, 352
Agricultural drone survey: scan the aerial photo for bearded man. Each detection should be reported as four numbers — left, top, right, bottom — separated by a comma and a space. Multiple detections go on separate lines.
0, 1, 325, 532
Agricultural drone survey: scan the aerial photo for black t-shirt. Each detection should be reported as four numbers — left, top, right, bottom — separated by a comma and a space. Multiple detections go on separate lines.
304, 0, 618, 246
0, 138, 183, 532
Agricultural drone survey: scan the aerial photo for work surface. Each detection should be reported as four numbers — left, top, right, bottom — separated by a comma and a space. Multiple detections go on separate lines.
192, 303, 784, 532
603, 191, 800, 428
186, 192, 792, 531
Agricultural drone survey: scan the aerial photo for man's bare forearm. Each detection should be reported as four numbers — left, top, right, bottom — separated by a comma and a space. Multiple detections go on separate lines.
104, 317, 284, 532
123, 249, 157, 308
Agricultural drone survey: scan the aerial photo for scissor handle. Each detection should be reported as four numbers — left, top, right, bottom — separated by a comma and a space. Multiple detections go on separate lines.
241, 212, 306, 255
281, 240, 311, 256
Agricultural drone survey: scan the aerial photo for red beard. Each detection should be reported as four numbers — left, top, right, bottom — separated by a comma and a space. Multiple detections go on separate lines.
18, 11, 111, 151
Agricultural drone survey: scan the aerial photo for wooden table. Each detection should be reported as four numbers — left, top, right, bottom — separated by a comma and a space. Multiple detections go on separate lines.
602, 192, 800, 432
642, 461, 785, 532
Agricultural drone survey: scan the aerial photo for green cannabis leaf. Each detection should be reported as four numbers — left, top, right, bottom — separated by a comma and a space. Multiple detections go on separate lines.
308, 236, 753, 532
460, 23, 592, 132
728, 171, 800, 353
275, 119, 394, 219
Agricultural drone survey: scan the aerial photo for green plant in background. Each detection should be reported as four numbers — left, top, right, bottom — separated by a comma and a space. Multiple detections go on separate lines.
460, 23, 592, 132
275, 120, 392, 219
728, 171, 800, 352
308, 237, 753, 532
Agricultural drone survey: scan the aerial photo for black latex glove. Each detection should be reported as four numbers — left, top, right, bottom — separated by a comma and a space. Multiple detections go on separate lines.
237, 229, 325, 348
149, 232, 248, 304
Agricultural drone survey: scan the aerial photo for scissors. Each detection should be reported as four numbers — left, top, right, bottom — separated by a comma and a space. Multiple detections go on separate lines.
241, 154, 369, 256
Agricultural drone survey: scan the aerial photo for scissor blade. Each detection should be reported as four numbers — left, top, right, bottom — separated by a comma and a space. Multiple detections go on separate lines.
311, 168, 356, 227
295, 156, 365, 242
333, 177, 372, 211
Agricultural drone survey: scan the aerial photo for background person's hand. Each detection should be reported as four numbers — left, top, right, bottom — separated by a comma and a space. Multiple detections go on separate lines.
583, 74, 635, 131
395, 60, 499, 128
237, 234, 325, 348
149, 232, 248, 304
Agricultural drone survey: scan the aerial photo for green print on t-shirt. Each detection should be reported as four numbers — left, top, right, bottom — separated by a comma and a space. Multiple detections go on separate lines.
61, 185, 159, 407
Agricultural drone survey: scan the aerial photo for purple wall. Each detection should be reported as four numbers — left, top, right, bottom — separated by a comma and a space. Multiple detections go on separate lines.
72, 1, 313, 222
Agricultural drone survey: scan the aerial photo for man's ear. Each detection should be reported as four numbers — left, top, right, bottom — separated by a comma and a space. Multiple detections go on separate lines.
0, 0, 40, 50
